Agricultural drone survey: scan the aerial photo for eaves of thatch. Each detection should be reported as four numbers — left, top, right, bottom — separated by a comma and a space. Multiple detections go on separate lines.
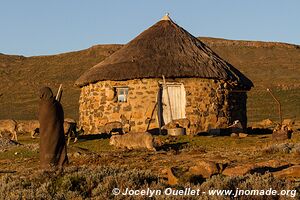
75, 15, 253, 90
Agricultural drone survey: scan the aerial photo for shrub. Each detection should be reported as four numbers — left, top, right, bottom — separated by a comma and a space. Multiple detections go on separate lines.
0, 166, 298, 199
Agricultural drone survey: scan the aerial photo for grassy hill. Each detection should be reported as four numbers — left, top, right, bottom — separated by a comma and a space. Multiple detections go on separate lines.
0, 37, 299, 124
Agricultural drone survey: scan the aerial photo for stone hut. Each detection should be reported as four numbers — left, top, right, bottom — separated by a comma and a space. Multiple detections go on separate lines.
75, 15, 253, 135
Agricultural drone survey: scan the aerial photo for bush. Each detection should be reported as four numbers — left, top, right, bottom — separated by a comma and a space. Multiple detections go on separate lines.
0, 166, 299, 200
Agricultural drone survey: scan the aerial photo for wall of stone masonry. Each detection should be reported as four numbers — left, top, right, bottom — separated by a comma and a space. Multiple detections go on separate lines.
78, 78, 248, 135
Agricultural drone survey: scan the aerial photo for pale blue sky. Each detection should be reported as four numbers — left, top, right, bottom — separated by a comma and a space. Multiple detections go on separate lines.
0, 0, 299, 56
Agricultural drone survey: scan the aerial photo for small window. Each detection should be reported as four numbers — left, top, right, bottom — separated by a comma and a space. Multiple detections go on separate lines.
115, 87, 129, 102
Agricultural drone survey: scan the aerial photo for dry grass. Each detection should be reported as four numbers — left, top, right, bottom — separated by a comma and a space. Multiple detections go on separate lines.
0, 133, 299, 199
0, 38, 299, 123
0, 165, 298, 199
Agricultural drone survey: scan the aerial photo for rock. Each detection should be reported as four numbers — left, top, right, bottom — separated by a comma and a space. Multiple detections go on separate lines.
167, 167, 179, 185
189, 160, 219, 178
255, 160, 290, 168
259, 119, 273, 128
230, 133, 238, 137
162, 118, 190, 129
282, 119, 295, 127
222, 164, 255, 176
73, 152, 81, 158
165, 166, 202, 185
239, 133, 248, 138
223, 160, 291, 176
273, 165, 300, 179
105, 88, 115, 101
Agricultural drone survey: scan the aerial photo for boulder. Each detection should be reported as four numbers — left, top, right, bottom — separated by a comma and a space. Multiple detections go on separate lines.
167, 167, 179, 185
166, 167, 189, 185
255, 160, 290, 169
222, 164, 255, 176
223, 160, 291, 176
189, 160, 219, 178
273, 165, 300, 179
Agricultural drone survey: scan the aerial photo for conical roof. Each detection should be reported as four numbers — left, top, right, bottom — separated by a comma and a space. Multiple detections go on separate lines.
75, 15, 253, 89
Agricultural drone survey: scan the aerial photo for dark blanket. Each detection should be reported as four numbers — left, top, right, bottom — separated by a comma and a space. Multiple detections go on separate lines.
39, 87, 68, 170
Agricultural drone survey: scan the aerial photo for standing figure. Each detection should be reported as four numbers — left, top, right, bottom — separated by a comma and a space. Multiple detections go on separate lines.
39, 87, 68, 170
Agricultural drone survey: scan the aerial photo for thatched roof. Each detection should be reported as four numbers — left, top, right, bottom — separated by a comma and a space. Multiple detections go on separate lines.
75, 15, 253, 90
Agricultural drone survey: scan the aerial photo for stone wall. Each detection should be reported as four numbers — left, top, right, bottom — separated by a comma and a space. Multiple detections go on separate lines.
78, 78, 248, 135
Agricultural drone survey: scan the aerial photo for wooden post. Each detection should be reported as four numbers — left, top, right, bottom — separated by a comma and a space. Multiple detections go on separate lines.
162, 75, 173, 121
56, 84, 63, 102
267, 88, 282, 125
146, 102, 157, 132
157, 88, 163, 135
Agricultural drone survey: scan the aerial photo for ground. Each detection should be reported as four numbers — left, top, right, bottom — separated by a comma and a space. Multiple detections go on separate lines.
1, 127, 300, 199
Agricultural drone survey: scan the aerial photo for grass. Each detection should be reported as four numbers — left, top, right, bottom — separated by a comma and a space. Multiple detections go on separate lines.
0, 165, 298, 199
0, 38, 299, 123
1, 132, 300, 199
247, 88, 300, 122
0, 146, 38, 160
71, 137, 114, 153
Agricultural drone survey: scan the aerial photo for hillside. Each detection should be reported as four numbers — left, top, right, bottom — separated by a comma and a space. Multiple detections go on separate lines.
0, 37, 299, 123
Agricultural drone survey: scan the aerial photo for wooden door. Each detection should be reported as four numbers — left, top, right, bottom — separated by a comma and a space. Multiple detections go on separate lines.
161, 83, 186, 125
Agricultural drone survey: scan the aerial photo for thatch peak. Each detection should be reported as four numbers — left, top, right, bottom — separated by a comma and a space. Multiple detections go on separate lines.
75, 16, 253, 90
161, 13, 171, 21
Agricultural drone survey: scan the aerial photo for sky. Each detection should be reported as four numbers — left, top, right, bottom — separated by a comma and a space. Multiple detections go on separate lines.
0, 0, 299, 56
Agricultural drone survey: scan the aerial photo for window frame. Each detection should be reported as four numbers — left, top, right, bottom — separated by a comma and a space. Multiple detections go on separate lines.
114, 86, 129, 103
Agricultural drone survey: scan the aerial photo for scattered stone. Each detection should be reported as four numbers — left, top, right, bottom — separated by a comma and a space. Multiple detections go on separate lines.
189, 160, 219, 178
73, 152, 81, 158
222, 164, 255, 176
239, 133, 248, 138
223, 160, 291, 176
255, 119, 274, 128
230, 133, 238, 137
282, 119, 295, 127
273, 165, 300, 179
255, 160, 290, 169
167, 167, 179, 185
167, 167, 190, 185
162, 118, 190, 130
